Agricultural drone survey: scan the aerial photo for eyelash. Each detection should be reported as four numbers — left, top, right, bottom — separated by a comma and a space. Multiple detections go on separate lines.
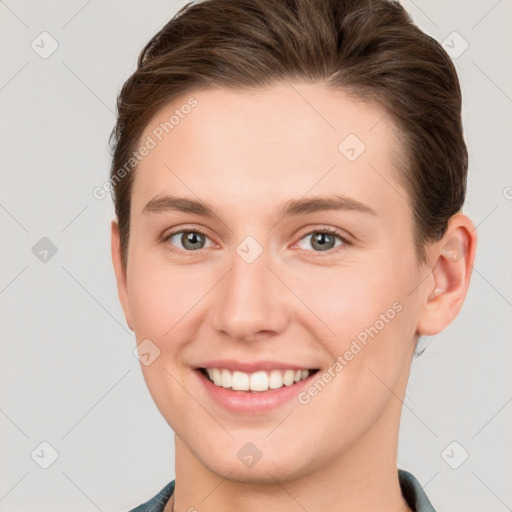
162, 226, 351, 256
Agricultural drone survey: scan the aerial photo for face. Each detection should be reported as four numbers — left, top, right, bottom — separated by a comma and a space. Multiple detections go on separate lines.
113, 83, 431, 483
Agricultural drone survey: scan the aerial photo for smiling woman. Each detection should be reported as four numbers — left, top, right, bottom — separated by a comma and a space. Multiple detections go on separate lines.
108, 1, 476, 511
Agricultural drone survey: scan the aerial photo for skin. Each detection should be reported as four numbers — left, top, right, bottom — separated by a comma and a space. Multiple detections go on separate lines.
111, 82, 476, 512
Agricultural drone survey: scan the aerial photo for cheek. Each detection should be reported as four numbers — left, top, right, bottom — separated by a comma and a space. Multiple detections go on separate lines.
290, 262, 405, 342
127, 260, 202, 428
289, 258, 417, 393
127, 277, 170, 338
126, 252, 210, 338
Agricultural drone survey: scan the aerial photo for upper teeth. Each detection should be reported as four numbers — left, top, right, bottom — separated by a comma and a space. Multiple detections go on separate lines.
205, 368, 310, 392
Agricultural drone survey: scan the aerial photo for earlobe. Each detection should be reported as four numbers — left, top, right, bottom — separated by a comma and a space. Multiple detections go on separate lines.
111, 219, 134, 331
417, 213, 477, 336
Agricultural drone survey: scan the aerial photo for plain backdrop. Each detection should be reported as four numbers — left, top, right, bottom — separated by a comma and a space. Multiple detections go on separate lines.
1, 1, 511, 511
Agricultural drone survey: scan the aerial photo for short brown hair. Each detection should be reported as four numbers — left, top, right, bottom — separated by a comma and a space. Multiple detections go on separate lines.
109, 0, 467, 270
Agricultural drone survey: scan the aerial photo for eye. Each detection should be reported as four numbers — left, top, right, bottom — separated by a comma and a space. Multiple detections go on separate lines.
164, 229, 214, 252
295, 228, 349, 253
162, 227, 349, 254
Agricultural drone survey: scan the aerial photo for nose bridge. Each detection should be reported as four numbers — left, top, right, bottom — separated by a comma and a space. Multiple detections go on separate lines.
212, 236, 287, 340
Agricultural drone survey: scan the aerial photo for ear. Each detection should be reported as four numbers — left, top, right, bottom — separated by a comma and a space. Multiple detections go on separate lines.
416, 213, 477, 336
111, 219, 134, 331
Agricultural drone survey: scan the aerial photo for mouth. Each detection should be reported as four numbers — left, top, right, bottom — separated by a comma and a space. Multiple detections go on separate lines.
198, 367, 320, 393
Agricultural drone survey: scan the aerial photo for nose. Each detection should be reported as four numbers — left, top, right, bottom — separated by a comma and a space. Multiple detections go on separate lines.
211, 242, 289, 342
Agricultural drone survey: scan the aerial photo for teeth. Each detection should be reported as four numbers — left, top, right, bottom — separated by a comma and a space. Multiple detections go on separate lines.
282, 369, 295, 386
250, 371, 268, 392
204, 367, 311, 392
211, 368, 222, 386
220, 369, 232, 388
232, 371, 249, 391
269, 369, 283, 389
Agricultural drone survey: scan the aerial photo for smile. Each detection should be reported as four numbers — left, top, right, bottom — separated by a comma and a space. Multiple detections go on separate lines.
200, 367, 318, 393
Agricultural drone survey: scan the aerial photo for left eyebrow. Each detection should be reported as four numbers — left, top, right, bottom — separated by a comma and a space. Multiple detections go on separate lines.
142, 194, 377, 218
278, 195, 377, 217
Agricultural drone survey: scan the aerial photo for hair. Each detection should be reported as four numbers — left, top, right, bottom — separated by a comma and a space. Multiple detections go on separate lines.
109, 0, 467, 272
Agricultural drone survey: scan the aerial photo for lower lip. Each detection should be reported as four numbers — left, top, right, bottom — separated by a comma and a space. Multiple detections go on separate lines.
195, 369, 317, 414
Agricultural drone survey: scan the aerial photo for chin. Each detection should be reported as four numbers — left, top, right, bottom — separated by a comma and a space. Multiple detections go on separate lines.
198, 447, 316, 485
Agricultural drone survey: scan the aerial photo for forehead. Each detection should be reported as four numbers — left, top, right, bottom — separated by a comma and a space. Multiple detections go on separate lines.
131, 82, 407, 219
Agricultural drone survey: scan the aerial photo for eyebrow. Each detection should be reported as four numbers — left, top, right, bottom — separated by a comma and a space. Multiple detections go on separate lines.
142, 194, 377, 218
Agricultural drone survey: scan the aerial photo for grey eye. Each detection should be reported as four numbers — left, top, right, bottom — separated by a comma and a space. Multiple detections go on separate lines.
297, 231, 344, 252
168, 231, 211, 251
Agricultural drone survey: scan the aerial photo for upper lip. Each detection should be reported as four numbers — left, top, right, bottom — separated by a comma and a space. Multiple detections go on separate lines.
195, 360, 319, 373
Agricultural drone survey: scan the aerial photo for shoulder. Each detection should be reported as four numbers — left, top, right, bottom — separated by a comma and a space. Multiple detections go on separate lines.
398, 469, 437, 512
127, 480, 175, 512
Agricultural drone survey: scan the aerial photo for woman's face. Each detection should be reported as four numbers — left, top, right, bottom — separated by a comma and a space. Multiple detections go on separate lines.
113, 83, 431, 482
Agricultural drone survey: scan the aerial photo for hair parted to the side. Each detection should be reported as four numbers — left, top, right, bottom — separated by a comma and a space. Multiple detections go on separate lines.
109, 0, 467, 272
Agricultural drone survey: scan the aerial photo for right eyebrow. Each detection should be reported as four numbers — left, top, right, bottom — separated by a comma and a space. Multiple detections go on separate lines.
142, 195, 215, 217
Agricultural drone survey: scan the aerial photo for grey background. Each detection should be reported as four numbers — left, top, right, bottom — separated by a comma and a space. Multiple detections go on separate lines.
0, 1, 511, 511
